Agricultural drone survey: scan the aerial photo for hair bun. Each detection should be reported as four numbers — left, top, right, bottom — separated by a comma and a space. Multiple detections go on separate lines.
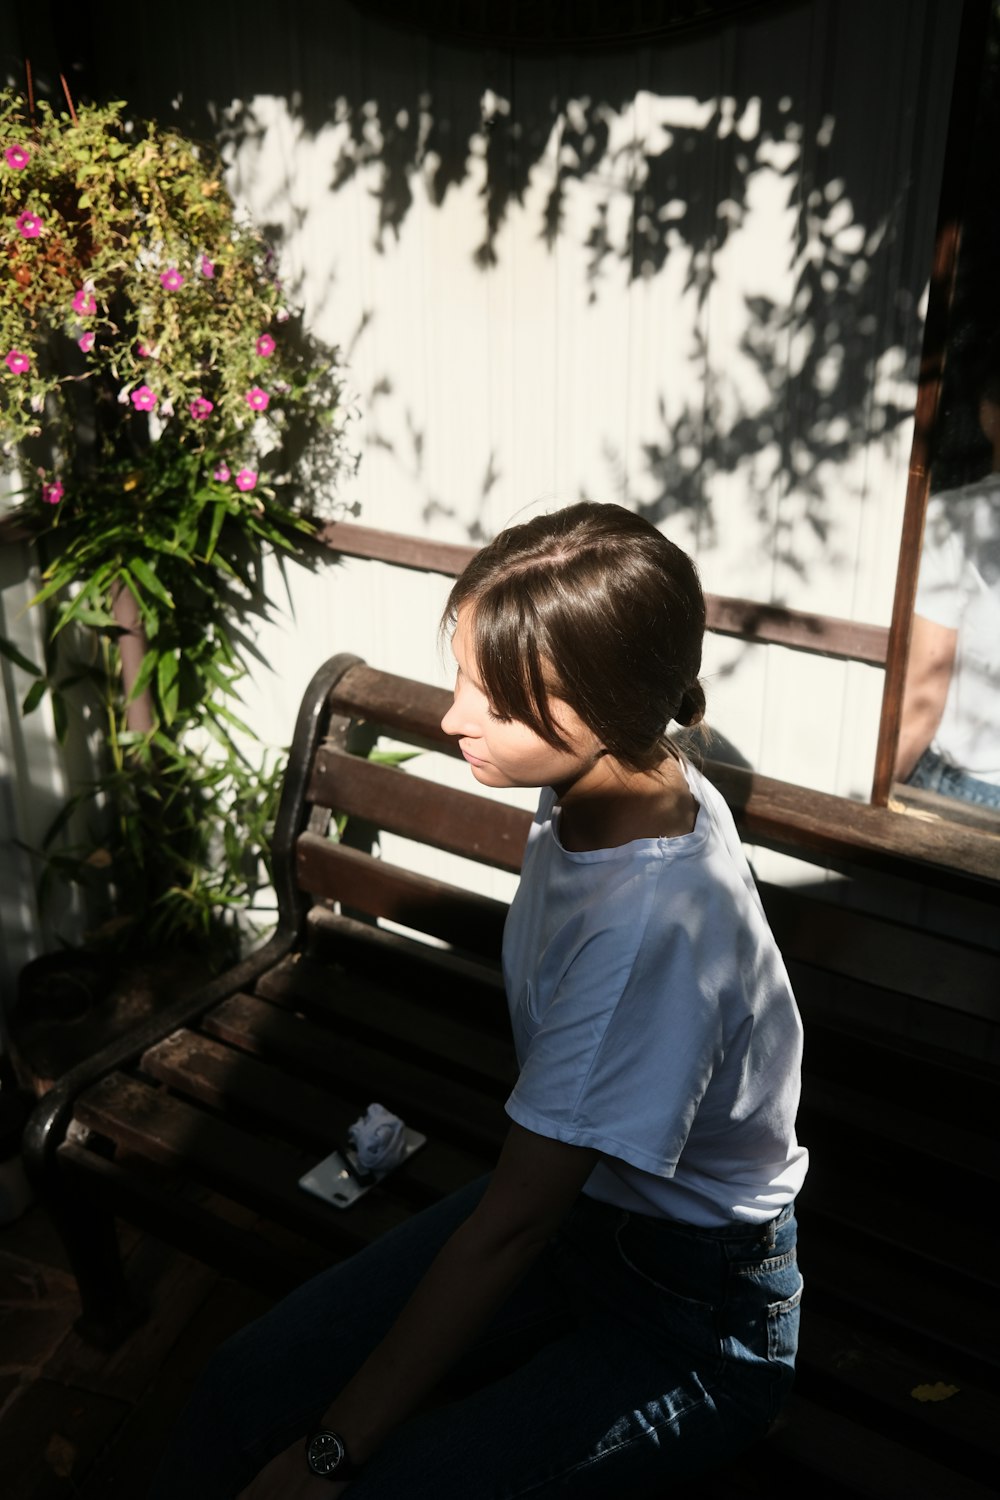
675, 681, 706, 728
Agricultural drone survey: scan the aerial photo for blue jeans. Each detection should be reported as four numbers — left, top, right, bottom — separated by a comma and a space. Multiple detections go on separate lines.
907, 748, 1000, 810
148, 1178, 801, 1498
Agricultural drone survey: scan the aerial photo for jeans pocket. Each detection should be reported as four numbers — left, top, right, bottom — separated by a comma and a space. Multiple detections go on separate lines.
730, 1249, 802, 1366
613, 1218, 725, 1372
766, 1277, 803, 1366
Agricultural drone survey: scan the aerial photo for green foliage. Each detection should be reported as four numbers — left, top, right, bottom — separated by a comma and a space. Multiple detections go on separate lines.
0, 89, 357, 960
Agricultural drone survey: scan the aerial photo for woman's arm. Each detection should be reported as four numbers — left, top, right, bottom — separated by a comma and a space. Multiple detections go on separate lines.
894, 613, 958, 782
239, 1124, 598, 1498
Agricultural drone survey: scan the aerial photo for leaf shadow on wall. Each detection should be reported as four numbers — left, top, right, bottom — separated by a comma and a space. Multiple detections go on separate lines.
32, 0, 949, 579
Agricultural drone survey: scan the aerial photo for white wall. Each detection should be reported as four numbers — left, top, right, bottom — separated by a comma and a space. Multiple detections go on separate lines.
207, 0, 957, 809
0, 0, 968, 995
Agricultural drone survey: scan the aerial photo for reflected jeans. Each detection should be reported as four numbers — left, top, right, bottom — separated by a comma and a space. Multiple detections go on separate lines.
148, 1178, 801, 1499
908, 748, 1000, 810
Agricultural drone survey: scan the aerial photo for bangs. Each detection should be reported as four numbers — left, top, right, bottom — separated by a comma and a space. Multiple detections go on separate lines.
462, 582, 571, 749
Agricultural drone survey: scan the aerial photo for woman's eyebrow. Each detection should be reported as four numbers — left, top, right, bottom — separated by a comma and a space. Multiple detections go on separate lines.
460, 663, 489, 695
451, 640, 487, 695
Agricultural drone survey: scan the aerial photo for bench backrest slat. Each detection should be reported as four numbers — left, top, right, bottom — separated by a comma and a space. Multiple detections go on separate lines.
308, 749, 531, 873
328, 663, 455, 748
296, 834, 510, 959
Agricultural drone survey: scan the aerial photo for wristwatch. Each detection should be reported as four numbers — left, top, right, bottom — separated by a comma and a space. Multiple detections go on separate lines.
304, 1428, 361, 1482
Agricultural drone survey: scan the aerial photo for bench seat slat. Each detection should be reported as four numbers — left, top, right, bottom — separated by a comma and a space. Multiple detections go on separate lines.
797, 1203, 998, 1372
203, 994, 509, 1149
307, 750, 531, 873
74, 1073, 410, 1250
255, 952, 515, 1089
141, 1030, 489, 1202
56, 1141, 324, 1297
762, 1393, 998, 1499
142, 1027, 357, 1148
795, 1306, 1000, 1467
305, 910, 509, 1023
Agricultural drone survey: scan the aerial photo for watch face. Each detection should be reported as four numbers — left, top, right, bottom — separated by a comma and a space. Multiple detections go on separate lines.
307, 1430, 346, 1475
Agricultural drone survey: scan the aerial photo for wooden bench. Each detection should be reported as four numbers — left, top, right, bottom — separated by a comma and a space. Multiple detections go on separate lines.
22, 652, 1000, 1497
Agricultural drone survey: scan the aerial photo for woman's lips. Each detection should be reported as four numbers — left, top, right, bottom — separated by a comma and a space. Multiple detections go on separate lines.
460, 745, 486, 766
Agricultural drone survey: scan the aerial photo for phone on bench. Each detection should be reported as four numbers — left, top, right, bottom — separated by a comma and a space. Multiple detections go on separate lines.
298, 1126, 427, 1209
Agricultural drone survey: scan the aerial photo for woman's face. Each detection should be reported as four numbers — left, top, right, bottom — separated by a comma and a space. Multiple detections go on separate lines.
441, 608, 603, 793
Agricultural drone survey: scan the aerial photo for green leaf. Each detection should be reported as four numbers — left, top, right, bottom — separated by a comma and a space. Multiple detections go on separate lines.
42, 790, 95, 849
127, 648, 160, 703
29, 573, 71, 610
51, 690, 68, 744
157, 651, 180, 725
71, 607, 120, 629
370, 749, 420, 767
204, 501, 228, 561
22, 679, 48, 715
201, 658, 241, 699
209, 700, 254, 737
128, 556, 175, 608
0, 635, 43, 676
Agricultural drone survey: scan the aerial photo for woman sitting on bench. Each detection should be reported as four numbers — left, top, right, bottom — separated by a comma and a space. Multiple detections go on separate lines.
150, 501, 807, 1499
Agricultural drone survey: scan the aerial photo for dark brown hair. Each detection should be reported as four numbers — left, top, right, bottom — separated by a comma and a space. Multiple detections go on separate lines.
443, 502, 706, 772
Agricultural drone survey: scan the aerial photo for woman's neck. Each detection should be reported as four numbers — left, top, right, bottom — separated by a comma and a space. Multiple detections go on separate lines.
554, 754, 697, 852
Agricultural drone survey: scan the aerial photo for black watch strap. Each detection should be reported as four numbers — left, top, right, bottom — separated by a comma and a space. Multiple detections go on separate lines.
304, 1428, 361, 1481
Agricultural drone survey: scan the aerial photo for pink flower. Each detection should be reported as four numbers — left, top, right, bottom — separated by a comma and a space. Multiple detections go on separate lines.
275, 307, 290, 323
189, 396, 214, 421
131, 384, 158, 411
199, 255, 215, 278
4, 144, 30, 170
78, 331, 95, 353
72, 288, 97, 315
245, 386, 270, 411
160, 267, 185, 291
213, 463, 231, 482
255, 334, 276, 357
136, 341, 152, 358
235, 468, 257, 492
5, 349, 30, 374
42, 479, 64, 505
15, 210, 41, 239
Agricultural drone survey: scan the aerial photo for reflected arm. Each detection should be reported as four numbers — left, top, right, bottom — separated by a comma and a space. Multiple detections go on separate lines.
894, 614, 958, 782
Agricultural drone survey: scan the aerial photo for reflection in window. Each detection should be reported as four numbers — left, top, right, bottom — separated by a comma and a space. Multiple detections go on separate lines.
895, 3, 1000, 819
897, 415, 1000, 811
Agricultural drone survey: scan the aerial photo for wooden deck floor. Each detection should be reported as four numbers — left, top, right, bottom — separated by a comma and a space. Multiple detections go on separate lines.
0, 1196, 273, 1499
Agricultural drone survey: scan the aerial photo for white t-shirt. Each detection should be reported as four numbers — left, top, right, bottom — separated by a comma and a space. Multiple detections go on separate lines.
915, 479, 1000, 784
502, 762, 808, 1226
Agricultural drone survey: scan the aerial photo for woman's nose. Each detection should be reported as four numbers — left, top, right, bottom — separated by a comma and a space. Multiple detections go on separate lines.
441, 686, 474, 738
441, 695, 463, 737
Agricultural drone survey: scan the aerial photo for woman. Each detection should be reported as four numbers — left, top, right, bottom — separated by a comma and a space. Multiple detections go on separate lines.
150, 501, 806, 1499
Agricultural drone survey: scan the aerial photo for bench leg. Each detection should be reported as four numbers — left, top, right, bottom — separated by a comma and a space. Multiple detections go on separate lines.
44, 1169, 148, 1349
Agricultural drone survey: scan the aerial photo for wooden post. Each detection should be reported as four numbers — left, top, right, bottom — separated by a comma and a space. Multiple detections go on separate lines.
111, 579, 154, 735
